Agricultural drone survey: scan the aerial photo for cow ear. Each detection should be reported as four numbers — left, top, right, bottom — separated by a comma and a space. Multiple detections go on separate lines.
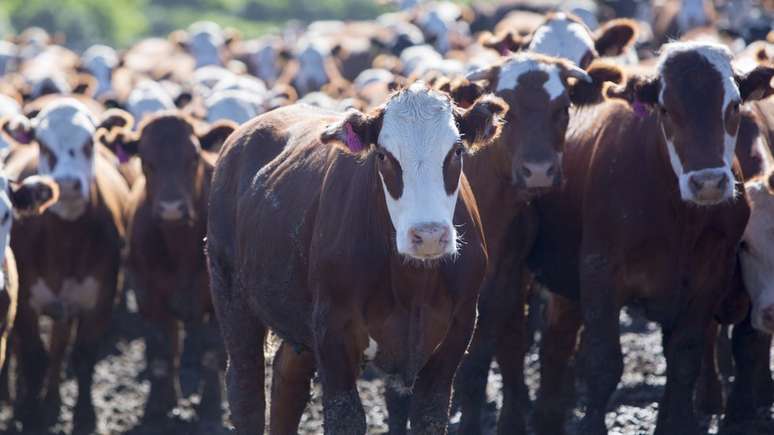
445, 78, 487, 108
455, 94, 508, 151
174, 90, 194, 108
594, 18, 639, 57
9, 175, 59, 216
320, 108, 384, 155
198, 120, 237, 152
569, 61, 624, 106
170, 30, 189, 50
72, 73, 98, 97
736, 65, 774, 102
606, 74, 660, 107
98, 108, 134, 132
0, 114, 35, 145
465, 65, 499, 90
224, 27, 241, 47
97, 128, 139, 163
480, 31, 528, 56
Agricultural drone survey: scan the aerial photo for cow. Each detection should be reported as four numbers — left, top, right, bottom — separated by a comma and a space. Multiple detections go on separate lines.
528, 42, 773, 435
206, 83, 506, 434
652, 0, 717, 45
100, 111, 235, 423
1, 98, 131, 433
80, 44, 119, 99
0, 174, 59, 370
385, 53, 623, 435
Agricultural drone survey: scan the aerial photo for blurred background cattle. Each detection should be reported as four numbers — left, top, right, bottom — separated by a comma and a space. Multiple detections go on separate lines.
0, 0, 772, 434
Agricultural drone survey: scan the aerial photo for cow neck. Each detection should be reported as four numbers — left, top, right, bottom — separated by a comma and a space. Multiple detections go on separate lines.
651, 112, 688, 211
463, 140, 528, 249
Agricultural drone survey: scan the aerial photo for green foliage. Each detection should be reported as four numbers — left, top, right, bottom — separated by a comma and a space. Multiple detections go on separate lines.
0, 0, 392, 50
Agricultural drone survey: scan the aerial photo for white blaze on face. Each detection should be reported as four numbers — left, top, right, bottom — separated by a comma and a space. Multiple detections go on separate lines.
32, 99, 97, 218
82, 44, 118, 98
496, 54, 565, 100
127, 80, 176, 124
205, 90, 263, 124
528, 14, 595, 66
740, 180, 774, 333
677, 0, 710, 31
378, 84, 460, 259
295, 41, 330, 96
187, 21, 225, 68
657, 42, 740, 204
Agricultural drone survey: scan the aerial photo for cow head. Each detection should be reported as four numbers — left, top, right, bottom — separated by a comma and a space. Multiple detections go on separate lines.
464, 53, 622, 191
103, 113, 236, 223
527, 13, 639, 68
80, 44, 119, 99
608, 42, 774, 206
1, 99, 132, 220
676, 0, 715, 33
740, 173, 774, 333
171, 21, 239, 68
321, 82, 506, 261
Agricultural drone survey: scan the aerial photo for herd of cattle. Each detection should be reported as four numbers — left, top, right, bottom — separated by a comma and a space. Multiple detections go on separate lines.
0, 0, 772, 434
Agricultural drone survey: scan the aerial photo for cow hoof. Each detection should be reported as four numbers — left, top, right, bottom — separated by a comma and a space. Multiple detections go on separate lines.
72, 403, 97, 435
695, 384, 725, 415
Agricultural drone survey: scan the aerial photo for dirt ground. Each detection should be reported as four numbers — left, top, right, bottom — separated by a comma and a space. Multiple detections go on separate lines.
0, 292, 772, 435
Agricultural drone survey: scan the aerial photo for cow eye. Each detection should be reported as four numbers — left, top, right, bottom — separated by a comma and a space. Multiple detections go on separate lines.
376, 151, 386, 161
740, 240, 749, 252
732, 102, 740, 113
1, 212, 8, 225
454, 146, 465, 158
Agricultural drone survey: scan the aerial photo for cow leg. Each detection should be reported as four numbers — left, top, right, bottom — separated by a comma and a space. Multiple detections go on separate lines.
578, 253, 622, 435
725, 314, 768, 423
71, 311, 109, 435
385, 383, 411, 435
143, 317, 180, 422
694, 320, 724, 415
14, 306, 48, 431
655, 316, 707, 435
409, 308, 477, 435
314, 306, 366, 435
197, 317, 226, 422
494, 281, 528, 435
755, 334, 774, 409
534, 294, 581, 435
43, 319, 73, 425
269, 341, 315, 435
455, 326, 495, 435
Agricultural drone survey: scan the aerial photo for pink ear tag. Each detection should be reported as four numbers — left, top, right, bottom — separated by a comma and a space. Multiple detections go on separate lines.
345, 123, 364, 153
632, 100, 649, 119
116, 145, 130, 164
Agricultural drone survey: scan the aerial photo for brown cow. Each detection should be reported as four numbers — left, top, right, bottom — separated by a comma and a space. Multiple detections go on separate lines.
207, 83, 505, 434
391, 53, 622, 435
2, 98, 131, 433
529, 42, 773, 435
0, 175, 59, 370
101, 112, 236, 422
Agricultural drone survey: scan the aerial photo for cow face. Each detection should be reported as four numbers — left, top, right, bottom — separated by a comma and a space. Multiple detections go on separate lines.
294, 41, 331, 96
465, 54, 619, 191
527, 13, 639, 68
322, 83, 506, 261
81, 44, 118, 98
608, 42, 774, 206
172, 21, 238, 69
740, 174, 774, 333
109, 114, 235, 223
2, 99, 132, 220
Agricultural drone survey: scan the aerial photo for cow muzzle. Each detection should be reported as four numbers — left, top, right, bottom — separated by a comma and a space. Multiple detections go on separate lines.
406, 222, 453, 260
754, 304, 774, 334
513, 157, 562, 191
56, 177, 85, 201
154, 199, 189, 222
686, 168, 732, 205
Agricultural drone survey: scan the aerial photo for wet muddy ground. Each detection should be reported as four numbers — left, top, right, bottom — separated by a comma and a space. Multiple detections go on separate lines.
0, 294, 772, 435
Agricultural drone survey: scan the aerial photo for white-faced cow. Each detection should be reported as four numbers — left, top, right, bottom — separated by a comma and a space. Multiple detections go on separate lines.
207, 83, 506, 434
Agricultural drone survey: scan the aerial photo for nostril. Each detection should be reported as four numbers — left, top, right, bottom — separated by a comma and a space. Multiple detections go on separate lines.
72, 179, 82, 192
545, 164, 555, 177
410, 230, 423, 246
689, 176, 703, 192
716, 174, 728, 189
521, 165, 532, 178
